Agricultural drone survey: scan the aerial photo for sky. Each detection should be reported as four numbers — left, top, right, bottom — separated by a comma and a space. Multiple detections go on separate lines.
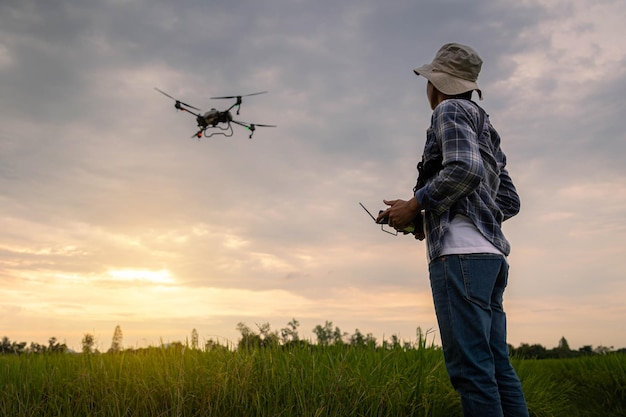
1, 0, 625, 352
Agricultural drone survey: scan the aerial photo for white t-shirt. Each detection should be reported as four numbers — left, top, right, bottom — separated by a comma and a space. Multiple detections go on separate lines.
439, 215, 504, 257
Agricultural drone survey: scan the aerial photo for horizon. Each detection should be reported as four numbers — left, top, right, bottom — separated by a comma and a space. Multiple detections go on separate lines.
3, 319, 622, 353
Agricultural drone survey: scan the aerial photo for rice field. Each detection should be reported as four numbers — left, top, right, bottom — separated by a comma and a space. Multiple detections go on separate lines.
1, 342, 624, 417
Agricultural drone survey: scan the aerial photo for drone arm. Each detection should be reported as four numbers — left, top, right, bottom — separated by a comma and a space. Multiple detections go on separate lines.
179, 106, 200, 117
154, 88, 202, 115
225, 97, 242, 115
230, 120, 248, 128
231, 120, 254, 138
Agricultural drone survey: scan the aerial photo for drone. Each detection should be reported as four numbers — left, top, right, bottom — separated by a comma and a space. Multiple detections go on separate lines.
155, 87, 276, 139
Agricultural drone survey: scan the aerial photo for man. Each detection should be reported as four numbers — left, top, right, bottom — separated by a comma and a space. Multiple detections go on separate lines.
377, 43, 529, 417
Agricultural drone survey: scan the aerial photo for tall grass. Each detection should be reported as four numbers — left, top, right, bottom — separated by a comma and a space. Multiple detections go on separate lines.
517, 354, 626, 417
1, 344, 624, 417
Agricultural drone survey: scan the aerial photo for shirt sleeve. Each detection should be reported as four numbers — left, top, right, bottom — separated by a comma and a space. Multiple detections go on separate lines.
495, 149, 521, 221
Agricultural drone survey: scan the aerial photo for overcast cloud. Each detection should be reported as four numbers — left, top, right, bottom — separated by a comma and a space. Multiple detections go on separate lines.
1, 0, 625, 351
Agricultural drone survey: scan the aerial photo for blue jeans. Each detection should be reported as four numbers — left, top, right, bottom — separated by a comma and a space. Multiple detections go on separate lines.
429, 254, 529, 417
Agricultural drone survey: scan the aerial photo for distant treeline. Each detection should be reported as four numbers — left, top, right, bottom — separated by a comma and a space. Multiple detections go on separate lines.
508, 336, 625, 359
2, 319, 625, 359
0, 336, 67, 355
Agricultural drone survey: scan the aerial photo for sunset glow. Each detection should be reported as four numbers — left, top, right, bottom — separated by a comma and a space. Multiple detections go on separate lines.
108, 269, 175, 284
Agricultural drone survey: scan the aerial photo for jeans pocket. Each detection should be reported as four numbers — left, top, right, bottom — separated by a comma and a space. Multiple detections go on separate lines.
458, 254, 503, 310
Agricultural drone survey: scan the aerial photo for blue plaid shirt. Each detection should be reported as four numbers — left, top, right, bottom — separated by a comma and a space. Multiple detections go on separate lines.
414, 99, 520, 262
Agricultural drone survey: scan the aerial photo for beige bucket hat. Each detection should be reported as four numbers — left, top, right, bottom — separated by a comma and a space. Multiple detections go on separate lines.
414, 43, 483, 99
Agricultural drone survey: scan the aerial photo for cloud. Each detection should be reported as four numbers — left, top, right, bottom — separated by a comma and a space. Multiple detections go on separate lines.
1, 0, 625, 350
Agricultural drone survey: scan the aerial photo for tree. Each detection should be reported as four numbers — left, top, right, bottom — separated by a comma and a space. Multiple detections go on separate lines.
513, 343, 548, 359
350, 329, 365, 346
47, 337, 67, 354
280, 318, 300, 344
349, 329, 376, 348
553, 336, 574, 358
236, 322, 281, 350
109, 325, 123, 353
313, 321, 346, 346
236, 322, 262, 350
332, 326, 346, 345
594, 345, 614, 355
205, 338, 227, 352
0, 336, 12, 354
0, 337, 27, 355
29, 341, 46, 354
313, 322, 332, 345
81, 333, 95, 354
257, 322, 279, 347
190, 328, 199, 350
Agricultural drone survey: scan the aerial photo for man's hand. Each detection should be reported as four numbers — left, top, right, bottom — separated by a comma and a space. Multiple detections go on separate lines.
376, 197, 421, 229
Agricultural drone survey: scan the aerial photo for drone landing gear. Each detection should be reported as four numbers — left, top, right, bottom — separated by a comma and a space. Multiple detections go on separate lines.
193, 123, 235, 139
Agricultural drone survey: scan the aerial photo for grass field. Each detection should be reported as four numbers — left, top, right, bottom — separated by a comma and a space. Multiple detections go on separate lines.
1, 344, 624, 417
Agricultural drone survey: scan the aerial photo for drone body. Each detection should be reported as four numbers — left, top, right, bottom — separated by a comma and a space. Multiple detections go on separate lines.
197, 108, 229, 128
155, 88, 275, 139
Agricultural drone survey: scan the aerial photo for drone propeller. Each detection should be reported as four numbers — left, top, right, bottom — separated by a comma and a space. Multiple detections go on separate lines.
210, 91, 268, 100
154, 87, 201, 111
212, 91, 269, 115
248, 123, 277, 128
